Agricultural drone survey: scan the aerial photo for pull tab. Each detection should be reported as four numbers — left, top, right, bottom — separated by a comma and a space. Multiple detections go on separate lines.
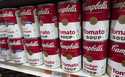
118, 15, 125, 24
90, 16, 98, 25
62, 18, 68, 26
66, 54, 72, 60
87, 56, 93, 62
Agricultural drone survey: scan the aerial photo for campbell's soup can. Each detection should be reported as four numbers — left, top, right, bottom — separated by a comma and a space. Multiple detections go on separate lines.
37, 3, 60, 68
58, 0, 81, 72
0, 9, 4, 56
24, 38, 43, 65
0, 9, 11, 61
2, 8, 26, 64
20, 6, 40, 39
82, 0, 110, 76
20, 6, 43, 65
108, 0, 125, 77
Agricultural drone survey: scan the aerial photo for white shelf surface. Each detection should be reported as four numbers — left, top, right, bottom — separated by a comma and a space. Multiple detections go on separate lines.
0, 60, 109, 77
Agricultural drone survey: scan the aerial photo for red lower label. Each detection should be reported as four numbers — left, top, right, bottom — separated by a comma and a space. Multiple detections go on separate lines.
110, 41, 125, 63
60, 40, 81, 57
83, 40, 107, 60
42, 39, 59, 55
24, 38, 42, 54
0, 38, 9, 49
9, 38, 24, 53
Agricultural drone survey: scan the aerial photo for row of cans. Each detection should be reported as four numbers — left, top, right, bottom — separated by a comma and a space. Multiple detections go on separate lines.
0, 0, 125, 77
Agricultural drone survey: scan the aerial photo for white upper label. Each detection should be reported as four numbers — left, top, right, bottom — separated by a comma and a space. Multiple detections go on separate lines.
8, 24, 22, 38
59, 22, 81, 41
22, 23, 40, 38
0, 25, 7, 38
40, 23, 58, 39
83, 21, 109, 41
111, 20, 125, 43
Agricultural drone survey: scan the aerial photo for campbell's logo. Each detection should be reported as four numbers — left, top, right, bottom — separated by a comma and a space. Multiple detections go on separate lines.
83, 45, 103, 51
25, 41, 39, 46
112, 45, 125, 55
20, 9, 32, 16
9, 40, 22, 45
113, 68, 125, 76
84, 29, 105, 35
84, 1, 108, 12
59, 5, 77, 13
3, 11, 14, 17
111, 29, 125, 36
42, 42, 55, 48
114, 2, 125, 9
60, 42, 79, 49
60, 30, 76, 35
38, 8, 50, 15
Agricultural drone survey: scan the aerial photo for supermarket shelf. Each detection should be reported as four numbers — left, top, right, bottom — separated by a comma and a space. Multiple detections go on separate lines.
0, 59, 109, 77
0, 61, 43, 76
0, 0, 66, 8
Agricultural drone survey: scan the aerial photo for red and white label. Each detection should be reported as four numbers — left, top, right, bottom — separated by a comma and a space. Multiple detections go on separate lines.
20, 6, 40, 38
58, 1, 81, 41
3, 8, 26, 63
110, 0, 125, 43
24, 38, 43, 65
58, 1, 81, 72
110, 41, 125, 67
38, 3, 58, 39
83, 0, 110, 41
8, 38, 27, 64
60, 40, 81, 72
2, 8, 22, 38
83, 41, 107, 75
38, 4, 60, 68
0, 9, 7, 38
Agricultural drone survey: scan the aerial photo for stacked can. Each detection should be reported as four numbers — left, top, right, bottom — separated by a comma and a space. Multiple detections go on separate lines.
37, 3, 60, 68
108, 0, 125, 77
20, 6, 43, 65
1, 8, 16, 61
0, 9, 9, 61
82, 0, 110, 76
58, 0, 81, 72
0, 9, 3, 58
2, 8, 26, 63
